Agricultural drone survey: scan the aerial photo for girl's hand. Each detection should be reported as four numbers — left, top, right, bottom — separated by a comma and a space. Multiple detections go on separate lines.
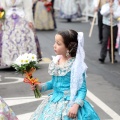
28, 22, 34, 29
31, 84, 41, 91
68, 104, 79, 119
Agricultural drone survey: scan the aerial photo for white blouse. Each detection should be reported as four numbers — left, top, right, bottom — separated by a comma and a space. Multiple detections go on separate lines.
1, 0, 33, 23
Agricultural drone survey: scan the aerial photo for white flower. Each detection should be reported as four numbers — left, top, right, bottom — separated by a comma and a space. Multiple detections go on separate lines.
28, 53, 37, 62
14, 53, 37, 67
14, 55, 23, 66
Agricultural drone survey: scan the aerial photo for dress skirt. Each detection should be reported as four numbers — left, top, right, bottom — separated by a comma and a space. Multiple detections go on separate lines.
34, 1, 54, 30
0, 96, 18, 120
30, 96, 100, 120
0, 15, 42, 67
59, 0, 82, 20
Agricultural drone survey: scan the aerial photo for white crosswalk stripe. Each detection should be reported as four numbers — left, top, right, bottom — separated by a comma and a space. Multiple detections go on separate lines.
4, 96, 48, 120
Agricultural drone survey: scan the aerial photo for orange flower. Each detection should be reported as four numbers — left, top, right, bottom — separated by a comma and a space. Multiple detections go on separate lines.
24, 68, 40, 85
24, 77, 40, 85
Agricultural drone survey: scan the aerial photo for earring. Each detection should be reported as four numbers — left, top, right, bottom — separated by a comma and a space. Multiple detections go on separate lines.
66, 50, 70, 57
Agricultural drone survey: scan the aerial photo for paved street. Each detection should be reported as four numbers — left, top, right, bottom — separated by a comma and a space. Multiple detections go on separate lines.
0, 18, 120, 120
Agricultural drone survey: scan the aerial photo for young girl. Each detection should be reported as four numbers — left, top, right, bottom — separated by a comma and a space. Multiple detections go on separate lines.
30, 30, 100, 120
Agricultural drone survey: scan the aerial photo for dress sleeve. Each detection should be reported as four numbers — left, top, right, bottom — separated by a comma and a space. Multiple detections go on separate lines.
23, 0, 34, 23
41, 79, 53, 92
74, 73, 87, 107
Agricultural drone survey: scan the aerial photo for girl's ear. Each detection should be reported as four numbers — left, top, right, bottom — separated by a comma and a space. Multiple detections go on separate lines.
66, 50, 70, 57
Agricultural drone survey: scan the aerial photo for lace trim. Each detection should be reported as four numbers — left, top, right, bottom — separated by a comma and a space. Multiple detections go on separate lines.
48, 57, 75, 76
74, 99, 84, 107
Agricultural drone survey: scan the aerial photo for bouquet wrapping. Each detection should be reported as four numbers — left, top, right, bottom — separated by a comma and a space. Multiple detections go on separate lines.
12, 53, 41, 98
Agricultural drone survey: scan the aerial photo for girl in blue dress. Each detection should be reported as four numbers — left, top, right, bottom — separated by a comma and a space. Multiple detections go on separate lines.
30, 29, 100, 120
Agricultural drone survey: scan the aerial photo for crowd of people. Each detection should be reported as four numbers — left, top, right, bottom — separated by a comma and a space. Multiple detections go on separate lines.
93, 0, 120, 63
0, 0, 120, 120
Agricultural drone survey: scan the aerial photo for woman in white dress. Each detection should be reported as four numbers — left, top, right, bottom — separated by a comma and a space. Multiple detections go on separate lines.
0, 0, 42, 68
33, 0, 55, 30
57, 0, 82, 22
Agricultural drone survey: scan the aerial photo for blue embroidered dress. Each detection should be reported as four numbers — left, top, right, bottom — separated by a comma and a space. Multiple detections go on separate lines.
30, 57, 100, 120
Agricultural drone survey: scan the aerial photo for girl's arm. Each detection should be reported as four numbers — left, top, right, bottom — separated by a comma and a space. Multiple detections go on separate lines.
40, 79, 53, 92
68, 74, 87, 118
74, 73, 87, 107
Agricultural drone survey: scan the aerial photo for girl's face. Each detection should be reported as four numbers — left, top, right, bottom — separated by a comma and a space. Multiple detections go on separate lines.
54, 34, 68, 56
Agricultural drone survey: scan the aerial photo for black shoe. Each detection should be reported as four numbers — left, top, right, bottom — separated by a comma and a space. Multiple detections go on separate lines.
98, 58, 104, 64
67, 19, 71, 22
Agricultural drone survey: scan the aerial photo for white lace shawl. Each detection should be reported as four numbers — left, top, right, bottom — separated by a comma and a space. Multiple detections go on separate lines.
70, 32, 88, 106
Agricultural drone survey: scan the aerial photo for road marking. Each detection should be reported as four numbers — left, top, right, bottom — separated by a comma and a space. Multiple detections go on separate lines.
39, 57, 51, 64
87, 90, 120, 120
4, 96, 48, 106
0, 77, 23, 85
17, 112, 33, 120
4, 96, 48, 120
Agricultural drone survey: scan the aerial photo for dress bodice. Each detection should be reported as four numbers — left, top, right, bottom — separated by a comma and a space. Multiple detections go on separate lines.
41, 57, 75, 102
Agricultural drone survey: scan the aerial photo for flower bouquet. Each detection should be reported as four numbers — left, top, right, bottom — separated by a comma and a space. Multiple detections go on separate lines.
12, 53, 41, 98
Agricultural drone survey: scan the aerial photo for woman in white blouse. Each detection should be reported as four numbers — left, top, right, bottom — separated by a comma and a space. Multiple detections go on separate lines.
0, 0, 42, 67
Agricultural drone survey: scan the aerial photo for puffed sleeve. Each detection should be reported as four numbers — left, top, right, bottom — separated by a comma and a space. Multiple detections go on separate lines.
41, 79, 53, 92
23, 0, 34, 23
74, 73, 87, 107
100, 4, 110, 16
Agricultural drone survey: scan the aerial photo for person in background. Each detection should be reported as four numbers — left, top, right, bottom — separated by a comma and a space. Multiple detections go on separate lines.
59, 0, 82, 22
29, 29, 100, 120
93, 0, 106, 44
0, 96, 18, 120
32, 0, 37, 18
0, 0, 42, 68
51, 0, 57, 29
98, 0, 120, 63
34, 0, 55, 30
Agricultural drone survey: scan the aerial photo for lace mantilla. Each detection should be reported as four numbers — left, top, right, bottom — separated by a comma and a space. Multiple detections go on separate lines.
48, 56, 75, 76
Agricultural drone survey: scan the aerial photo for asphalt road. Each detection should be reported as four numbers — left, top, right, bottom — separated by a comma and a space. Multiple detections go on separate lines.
0, 18, 120, 120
